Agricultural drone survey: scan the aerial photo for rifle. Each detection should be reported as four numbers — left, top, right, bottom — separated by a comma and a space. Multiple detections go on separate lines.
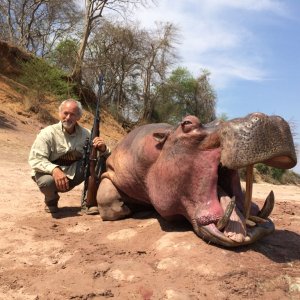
81, 73, 104, 211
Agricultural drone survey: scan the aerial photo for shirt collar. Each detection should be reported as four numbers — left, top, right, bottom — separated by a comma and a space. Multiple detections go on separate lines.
59, 121, 78, 136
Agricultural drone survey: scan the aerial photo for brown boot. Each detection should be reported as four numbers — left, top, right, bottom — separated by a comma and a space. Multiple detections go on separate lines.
44, 199, 59, 213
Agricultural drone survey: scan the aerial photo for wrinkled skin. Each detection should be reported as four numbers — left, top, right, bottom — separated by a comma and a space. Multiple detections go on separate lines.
97, 113, 297, 247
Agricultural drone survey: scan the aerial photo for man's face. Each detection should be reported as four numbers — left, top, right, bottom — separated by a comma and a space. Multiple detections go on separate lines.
59, 102, 81, 132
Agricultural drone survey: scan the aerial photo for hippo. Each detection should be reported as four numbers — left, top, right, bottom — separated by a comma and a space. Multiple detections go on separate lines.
97, 113, 297, 247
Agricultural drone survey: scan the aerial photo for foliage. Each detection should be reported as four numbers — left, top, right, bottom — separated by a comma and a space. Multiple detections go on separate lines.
255, 163, 294, 184
71, 0, 152, 83
1, 0, 223, 124
88, 20, 179, 123
18, 58, 76, 100
194, 69, 216, 123
239, 164, 300, 185
51, 39, 79, 72
153, 67, 216, 124
0, 0, 81, 56
217, 113, 229, 121
153, 67, 196, 124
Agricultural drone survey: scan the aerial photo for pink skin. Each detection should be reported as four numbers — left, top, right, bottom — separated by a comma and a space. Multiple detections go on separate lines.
98, 113, 296, 246
147, 117, 224, 225
104, 116, 224, 226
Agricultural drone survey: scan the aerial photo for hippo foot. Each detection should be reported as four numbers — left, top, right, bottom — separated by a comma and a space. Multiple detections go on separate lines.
99, 201, 132, 221
97, 178, 132, 221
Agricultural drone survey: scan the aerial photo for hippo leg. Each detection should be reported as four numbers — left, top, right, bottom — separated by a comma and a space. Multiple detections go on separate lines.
97, 178, 132, 221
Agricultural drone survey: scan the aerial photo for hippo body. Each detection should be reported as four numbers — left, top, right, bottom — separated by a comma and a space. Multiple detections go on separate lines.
97, 113, 297, 247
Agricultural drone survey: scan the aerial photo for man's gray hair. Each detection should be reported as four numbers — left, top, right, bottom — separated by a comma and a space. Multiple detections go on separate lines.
59, 99, 83, 117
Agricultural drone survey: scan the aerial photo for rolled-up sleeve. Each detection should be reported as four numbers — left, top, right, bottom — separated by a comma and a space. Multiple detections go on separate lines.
28, 132, 58, 174
101, 146, 111, 159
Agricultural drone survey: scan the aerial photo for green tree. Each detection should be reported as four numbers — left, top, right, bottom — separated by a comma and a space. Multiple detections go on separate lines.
154, 67, 196, 124
71, 0, 153, 84
154, 67, 217, 124
0, 0, 81, 56
51, 38, 79, 72
194, 69, 216, 123
19, 57, 75, 100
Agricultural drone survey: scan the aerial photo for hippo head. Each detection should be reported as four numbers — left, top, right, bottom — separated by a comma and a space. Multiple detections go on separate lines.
151, 113, 297, 247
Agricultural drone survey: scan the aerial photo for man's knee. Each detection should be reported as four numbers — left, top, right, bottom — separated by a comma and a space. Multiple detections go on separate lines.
34, 173, 55, 189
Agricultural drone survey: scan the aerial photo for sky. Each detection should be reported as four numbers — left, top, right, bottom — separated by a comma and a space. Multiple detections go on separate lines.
128, 0, 300, 173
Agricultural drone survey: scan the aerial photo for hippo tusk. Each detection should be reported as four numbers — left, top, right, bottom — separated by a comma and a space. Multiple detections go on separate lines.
245, 219, 256, 227
249, 215, 268, 224
244, 164, 254, 220
216, 196, 236, 231
257, 190, 275, 219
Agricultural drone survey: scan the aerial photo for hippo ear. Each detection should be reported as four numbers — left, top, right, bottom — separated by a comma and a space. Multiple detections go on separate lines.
153, 130, 170, 145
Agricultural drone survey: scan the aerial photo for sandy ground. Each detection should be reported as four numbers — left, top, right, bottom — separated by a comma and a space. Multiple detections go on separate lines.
0, 100, 300, 300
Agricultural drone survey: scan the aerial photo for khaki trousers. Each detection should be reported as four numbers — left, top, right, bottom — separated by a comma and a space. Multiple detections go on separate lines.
34, 160, 85, 206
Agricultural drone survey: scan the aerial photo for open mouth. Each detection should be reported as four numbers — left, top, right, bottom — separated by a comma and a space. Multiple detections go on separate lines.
192, 113, 297, 247
193, 163, 276, 247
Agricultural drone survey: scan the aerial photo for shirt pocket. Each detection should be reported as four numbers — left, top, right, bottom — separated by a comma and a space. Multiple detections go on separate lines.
55, 145, 68, 156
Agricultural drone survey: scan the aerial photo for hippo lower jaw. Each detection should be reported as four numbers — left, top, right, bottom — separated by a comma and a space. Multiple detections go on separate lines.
193, 219, 275, 247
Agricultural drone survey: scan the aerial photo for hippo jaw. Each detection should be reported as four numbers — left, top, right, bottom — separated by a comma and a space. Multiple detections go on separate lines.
193, 219, 275, 247
190, 113, 296, 247
191, 165, 276, 248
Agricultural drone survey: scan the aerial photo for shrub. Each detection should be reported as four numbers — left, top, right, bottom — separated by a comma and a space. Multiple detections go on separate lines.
18, 57, 76, 100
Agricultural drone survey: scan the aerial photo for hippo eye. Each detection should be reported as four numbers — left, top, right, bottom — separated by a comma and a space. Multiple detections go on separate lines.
182, 120, 192, 126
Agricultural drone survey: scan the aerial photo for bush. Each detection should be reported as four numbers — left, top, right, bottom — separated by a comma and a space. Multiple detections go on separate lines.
239, 163, 300, 185
255, 163, 270, 176
281, 170, 300, 185
254, 163, 300, 185
18, 57, 76, 100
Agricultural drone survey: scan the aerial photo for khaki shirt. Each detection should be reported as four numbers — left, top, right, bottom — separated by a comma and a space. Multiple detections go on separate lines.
28, 121, 110, 179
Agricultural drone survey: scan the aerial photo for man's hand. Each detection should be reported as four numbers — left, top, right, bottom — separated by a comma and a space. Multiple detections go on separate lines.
92, 137, 107, 152
52, 167, 69, 191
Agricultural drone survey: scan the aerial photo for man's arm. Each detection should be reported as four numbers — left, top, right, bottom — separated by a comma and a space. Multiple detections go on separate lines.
52, 167, 69, 191
28, 133, 59, 174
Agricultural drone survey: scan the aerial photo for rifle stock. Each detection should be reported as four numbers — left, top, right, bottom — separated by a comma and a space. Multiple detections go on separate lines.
81, 74, 104, 210
85, 148, 98, 207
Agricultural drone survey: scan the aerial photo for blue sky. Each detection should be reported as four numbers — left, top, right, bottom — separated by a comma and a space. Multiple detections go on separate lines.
130, 0, 300, 173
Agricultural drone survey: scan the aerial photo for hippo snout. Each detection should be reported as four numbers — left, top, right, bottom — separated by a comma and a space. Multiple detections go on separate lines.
219, 112, 297, 169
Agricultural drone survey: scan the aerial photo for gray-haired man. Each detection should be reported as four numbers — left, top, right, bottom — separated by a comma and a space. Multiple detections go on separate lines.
29, 99, 110, 215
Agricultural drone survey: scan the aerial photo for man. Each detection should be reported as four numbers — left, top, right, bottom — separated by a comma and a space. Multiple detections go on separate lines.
29, 98, 110, 215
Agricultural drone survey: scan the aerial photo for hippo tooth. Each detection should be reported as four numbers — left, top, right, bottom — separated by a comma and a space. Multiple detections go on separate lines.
246, 219, 256, 227
257, 190, 275, 219
223, 203, 247, 243
217, 196, 235, 231
244, 235, 251, 242
249, 215, 268, 224
244, 164, 254, 220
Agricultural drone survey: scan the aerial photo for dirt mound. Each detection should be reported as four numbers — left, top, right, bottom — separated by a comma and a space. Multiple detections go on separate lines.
0, 72, 126, 149
0, 42, 299, 300
0, 40, 32, 78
